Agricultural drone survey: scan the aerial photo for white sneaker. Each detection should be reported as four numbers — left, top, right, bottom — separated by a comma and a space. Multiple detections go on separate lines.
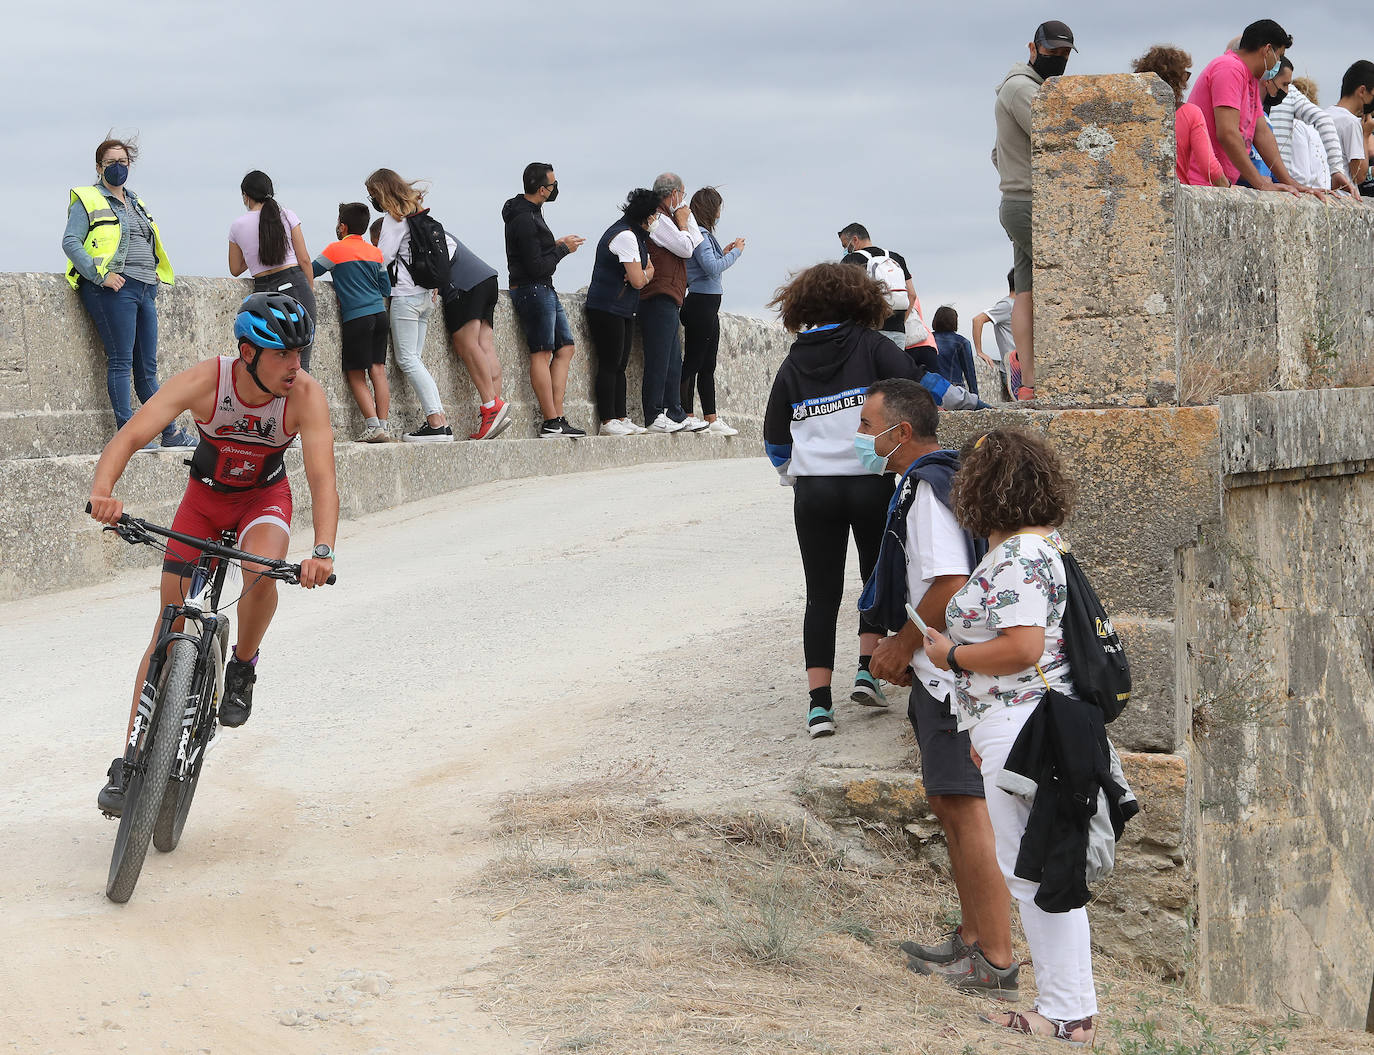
599, 419, 633, 436
707, 418, 739, 436
647, 413, 686, 433
620, 418, 648, 434
356, 423, 391, 443
679, 415, 710, 433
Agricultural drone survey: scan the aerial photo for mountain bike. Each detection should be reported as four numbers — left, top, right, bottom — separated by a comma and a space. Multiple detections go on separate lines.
89, 506, 335, 903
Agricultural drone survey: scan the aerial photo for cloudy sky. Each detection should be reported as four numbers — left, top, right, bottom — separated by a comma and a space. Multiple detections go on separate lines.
6, 1, 1362, 328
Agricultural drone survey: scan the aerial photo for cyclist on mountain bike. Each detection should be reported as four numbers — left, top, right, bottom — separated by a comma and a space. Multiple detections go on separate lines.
88, 291, 339, 815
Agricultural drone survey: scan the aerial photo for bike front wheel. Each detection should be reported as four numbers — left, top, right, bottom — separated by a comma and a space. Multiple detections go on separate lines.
107, 638, 197, 903
153, 627, 225, 853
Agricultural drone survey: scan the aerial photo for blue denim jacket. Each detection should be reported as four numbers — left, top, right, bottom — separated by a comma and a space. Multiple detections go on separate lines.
61, 184, 152, 283
685, 229, 741, 295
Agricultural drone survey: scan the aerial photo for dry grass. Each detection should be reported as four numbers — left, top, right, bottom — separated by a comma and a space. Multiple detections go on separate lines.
467, 781, 1374, 1055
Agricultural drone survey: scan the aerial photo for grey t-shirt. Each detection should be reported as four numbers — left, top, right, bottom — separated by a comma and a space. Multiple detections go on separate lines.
985, 295, 1016, 365
115, 196, 159, 284
446, 238, 498, 294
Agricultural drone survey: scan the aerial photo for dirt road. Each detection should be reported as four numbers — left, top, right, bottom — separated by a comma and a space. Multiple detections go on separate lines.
1, 458, 906, 1054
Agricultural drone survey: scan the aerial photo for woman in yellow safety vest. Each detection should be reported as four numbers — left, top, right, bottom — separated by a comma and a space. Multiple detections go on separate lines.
62, 134, 194, 449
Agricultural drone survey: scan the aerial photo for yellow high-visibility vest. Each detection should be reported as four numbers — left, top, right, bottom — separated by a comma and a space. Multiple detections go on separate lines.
65, 185, 175, 290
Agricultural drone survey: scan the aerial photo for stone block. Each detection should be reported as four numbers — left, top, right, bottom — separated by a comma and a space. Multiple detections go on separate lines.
1109, 617, 1183, 752
1031, 73, 1178, 407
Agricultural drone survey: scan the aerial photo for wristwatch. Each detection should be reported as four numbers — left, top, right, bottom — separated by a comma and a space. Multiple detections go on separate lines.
312, 543, 335, 561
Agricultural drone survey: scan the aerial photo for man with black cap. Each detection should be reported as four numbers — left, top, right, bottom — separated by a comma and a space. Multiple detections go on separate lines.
992, 20, 1076, 402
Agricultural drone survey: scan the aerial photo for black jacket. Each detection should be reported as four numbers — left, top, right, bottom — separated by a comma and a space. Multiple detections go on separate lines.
502, 195, 568, 287
1000, 689, 1138, 912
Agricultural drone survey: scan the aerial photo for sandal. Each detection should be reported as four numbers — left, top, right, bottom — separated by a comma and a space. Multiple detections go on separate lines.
1015, 386, 1037, 401
980, 1008, 1095, 1046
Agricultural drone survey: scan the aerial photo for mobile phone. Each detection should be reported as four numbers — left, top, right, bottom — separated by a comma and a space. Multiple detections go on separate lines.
904, 602, 930, 637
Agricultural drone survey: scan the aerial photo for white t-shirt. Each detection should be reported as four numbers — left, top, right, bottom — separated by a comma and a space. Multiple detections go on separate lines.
945, 529, 1073, 731
1326, 105, 1366, 169
904, 480, 973, 698
1289, 120, 1328, 189
377, 213, 458, 298
984, 295, 1016, 366
608, 230, 641, 263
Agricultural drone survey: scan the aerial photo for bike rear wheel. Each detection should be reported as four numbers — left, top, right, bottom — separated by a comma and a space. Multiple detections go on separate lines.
154, 628, 225, 853
107, 639, 197, 903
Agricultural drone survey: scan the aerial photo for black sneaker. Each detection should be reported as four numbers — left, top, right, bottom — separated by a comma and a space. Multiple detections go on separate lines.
220, 657, 257, 728
402, 422, 455, 444
539, 417, 584, 439
557, 417, 586, 438
98, 756, 128, 817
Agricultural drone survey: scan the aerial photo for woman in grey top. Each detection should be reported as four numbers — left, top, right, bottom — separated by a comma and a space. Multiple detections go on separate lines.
62, 134, 194, 449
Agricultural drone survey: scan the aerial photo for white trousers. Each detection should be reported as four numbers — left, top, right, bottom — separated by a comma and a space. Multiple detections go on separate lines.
390, 292, 444, 416
970, 703, 1098, 1021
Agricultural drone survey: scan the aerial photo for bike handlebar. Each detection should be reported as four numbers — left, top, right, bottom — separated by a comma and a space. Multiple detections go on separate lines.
85, 503, 337, 586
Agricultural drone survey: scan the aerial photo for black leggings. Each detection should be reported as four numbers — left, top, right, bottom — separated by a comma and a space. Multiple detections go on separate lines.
792, 473, 892, 670
585, 306, 634, 421
679, 292, 722, 416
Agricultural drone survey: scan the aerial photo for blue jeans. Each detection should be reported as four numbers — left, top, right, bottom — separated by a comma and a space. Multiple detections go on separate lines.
638, 294, 686, 424
509, 283, 574, 353
78, 276, 165, 431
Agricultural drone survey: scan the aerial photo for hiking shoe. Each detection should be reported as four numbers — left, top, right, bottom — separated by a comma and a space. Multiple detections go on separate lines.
920, 945, 1020, 1001
470, 399, 512, 440
707, 418, 739, 436
647, 413, 686, 433
403, 422, 455, 444
356, 423, 391, 443
620, 418, 648, 434
899, 928, 972, 966
98, 756, 128, 817
220, 657, 257, 728
807, 705, 836, 739
851, 669, 889, 708
539, 417, 584, 439
161, 428, 198, 450
679, 415, 710, 432
599, 419, 634, 436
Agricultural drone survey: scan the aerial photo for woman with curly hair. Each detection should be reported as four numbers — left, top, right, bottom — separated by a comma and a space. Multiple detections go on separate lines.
920, 428, 1095, 1046
762, 263, 922, 736
1132, 45, 1230, 188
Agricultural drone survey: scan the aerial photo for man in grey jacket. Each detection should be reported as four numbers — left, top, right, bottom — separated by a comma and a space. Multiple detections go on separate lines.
992, 20, 1076, 401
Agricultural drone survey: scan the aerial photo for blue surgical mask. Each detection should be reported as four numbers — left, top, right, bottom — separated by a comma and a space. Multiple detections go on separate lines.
102, 162, 129, 187
1261, 50, 1282, 82
854, 423, 900, 474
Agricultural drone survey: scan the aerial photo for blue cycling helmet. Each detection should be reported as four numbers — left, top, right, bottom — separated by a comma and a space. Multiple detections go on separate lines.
233, 292, 314, 350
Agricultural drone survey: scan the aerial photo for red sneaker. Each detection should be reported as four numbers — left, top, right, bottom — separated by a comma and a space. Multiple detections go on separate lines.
469, 399, 512, 440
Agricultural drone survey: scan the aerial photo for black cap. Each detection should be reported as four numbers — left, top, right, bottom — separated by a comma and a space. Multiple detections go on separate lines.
1034, 20, 1078, 52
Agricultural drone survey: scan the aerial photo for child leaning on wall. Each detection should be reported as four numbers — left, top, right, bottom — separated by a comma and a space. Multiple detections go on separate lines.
313, 203, 395, 442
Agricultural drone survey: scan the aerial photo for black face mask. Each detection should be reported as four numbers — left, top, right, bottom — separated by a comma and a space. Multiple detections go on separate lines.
1364, 99, 1374, 116
1263, 87, 1288, 113
368, 195, 382, 212
1031, 53, 1068, 79
544, 181, 559, 203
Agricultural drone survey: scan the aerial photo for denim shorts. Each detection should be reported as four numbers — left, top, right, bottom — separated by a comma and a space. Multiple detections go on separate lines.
509, 283, 574, 353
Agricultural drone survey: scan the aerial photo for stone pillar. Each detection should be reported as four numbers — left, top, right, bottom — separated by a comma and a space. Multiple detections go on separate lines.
1031, 73, 1177, 407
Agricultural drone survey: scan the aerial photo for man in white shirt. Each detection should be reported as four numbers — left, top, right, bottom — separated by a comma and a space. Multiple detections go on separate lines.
863, 379, 1017, 1000
971, 271, 1017, 402
1329, 60, 1374, 187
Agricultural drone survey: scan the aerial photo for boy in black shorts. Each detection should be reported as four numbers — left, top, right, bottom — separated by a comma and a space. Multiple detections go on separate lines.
313, 202, 394, 442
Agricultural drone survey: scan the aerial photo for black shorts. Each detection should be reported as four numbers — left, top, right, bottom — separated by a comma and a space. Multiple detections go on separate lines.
443, 275, 499, 333
908, 677, 985, 798
340, 312, 389, 372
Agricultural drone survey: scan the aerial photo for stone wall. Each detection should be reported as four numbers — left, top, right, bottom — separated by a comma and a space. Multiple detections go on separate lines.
0, 274, 790, 600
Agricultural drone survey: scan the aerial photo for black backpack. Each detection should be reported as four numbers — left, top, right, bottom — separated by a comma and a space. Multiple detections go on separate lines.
395, 210, 451, 289
1057, 548, 1131, 723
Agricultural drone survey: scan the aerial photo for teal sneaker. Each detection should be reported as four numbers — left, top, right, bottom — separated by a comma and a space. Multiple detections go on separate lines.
851, 668, 889, 708
807, 705, 835, 738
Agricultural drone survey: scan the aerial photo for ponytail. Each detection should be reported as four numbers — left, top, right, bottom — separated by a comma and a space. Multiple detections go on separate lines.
241, 169, 287, 267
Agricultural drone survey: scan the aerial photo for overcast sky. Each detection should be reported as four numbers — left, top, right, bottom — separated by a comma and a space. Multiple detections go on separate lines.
5, 1, 1364, 330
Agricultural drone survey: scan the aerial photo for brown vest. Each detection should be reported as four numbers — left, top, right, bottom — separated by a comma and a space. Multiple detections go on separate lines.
641, 213, 689, 305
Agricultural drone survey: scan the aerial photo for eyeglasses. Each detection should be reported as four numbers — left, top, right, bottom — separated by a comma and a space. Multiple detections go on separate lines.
102, 158, 130, 168
543, 181, 558, 190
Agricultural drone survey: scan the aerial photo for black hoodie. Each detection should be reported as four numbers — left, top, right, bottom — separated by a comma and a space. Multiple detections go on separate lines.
763, 323, 920, 478
501, 195, 568, 286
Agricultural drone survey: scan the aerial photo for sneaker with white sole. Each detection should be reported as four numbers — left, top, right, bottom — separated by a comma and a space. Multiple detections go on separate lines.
707, 418, 739, 436
807, 705, 836, 738
403, 422, 455, 443
620, 418, 648, 433
599, 419, 634, 436
647, 413, 687, 433
356, 423, 391, 443
679, 415, 710, 432
539, 417, 585, 439
851, 668, 889, 708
